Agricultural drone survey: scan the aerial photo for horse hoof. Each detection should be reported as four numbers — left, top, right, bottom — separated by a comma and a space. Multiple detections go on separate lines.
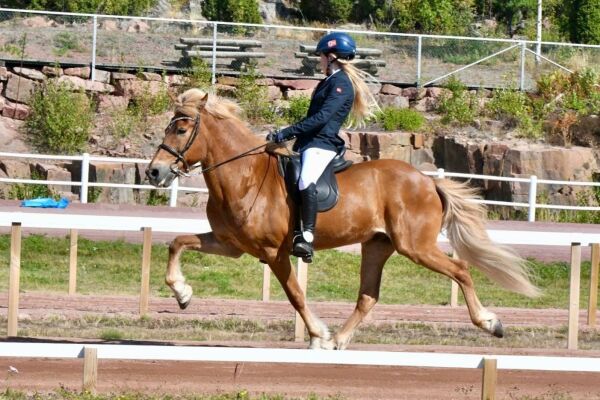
491, 319, 504, 338
178, 298, 191, 310
309, 337, 334, 350
174, 284, 193, 310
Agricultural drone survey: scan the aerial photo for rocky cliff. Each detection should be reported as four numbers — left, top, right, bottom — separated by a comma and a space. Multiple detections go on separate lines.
1, 63, 599, 208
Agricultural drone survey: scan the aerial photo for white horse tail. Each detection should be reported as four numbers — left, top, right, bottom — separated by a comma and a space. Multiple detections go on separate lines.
435, 178, 540, 298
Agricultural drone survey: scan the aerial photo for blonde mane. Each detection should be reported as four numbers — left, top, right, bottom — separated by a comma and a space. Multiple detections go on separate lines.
175, 88, 243, 121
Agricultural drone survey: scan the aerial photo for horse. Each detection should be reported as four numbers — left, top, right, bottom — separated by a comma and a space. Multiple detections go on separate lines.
146, 88, 539, 350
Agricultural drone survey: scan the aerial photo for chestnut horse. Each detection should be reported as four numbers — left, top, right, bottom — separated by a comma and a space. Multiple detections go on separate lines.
146, 88, 539, 350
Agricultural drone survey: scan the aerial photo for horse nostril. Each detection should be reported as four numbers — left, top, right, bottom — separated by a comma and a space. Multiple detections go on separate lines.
146, 168, 159, 179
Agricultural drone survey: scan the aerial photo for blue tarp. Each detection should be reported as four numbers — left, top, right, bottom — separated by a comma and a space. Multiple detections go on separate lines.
20, 197, 70, 209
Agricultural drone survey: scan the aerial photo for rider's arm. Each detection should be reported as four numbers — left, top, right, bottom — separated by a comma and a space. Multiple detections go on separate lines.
279, 82, 352, 139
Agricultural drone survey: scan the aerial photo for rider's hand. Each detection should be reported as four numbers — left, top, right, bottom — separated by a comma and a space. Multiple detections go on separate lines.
266, 130, 286, 143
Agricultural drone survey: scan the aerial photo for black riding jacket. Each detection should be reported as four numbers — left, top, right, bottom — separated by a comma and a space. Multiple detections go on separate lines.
279, 70, 354, 153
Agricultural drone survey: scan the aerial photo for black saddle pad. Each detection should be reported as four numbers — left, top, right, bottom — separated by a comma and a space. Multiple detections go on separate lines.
281, 153, 352, 212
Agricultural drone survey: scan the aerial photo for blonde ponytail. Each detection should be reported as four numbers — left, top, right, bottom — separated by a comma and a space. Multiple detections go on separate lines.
337, 60, 380, 127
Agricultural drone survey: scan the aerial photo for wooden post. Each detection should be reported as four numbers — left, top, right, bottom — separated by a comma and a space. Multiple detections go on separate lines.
68, 229, 79, 295
481, 357, 497, 400
7, 223, 22, 337
568, 243, 581, 350
262, 263, 271, 302
450, 251, 459, 307
294, 258, 308, 342
139, 227, 152, 316
82, 347, 98, 393
588, 243, 599, 327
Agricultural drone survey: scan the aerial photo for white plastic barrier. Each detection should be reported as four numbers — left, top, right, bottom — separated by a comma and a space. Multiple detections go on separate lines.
1, 342, 599, 399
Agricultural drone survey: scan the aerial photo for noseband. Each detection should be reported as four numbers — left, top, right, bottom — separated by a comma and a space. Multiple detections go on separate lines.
159, 115, 202, 176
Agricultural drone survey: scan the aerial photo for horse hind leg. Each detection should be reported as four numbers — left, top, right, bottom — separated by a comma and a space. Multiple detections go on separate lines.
166, 232, 243, 309
334, 233, 395, 350
403, 243, 504, 337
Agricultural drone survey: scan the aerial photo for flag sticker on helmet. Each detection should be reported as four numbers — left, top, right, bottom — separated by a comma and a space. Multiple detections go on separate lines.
328, 39, 337, 48
336, 87, 343, 93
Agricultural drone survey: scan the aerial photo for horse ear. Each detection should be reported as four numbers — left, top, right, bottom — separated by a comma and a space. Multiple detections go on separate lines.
197, 93, 209, 110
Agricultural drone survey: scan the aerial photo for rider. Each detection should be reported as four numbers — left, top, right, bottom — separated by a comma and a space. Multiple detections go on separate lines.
269, 32, 378, 262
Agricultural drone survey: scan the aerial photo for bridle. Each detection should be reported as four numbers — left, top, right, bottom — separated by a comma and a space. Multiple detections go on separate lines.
158, 115, 202, 177
158, 113, 268, 178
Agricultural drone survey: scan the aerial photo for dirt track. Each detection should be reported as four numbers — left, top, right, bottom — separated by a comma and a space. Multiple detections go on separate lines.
2, 294, 600, 399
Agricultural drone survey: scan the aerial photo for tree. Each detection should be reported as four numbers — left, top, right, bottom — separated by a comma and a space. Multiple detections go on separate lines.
569, 0, 600, 44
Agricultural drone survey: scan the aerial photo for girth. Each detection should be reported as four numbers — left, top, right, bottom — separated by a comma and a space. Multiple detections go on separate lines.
278, 150, 353, 212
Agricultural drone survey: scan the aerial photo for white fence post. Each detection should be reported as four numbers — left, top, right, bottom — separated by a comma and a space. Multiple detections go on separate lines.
169, 177, 179, 207
211, 22, 218, 85
80, 153, 90, 204
528, 175, 537, 222
519, 41, 526, 91
416, 36, 422, 87
91, 15, 97, 81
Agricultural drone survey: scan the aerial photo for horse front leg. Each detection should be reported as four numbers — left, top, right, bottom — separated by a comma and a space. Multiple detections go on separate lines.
268, 256, 333, 349
334, 235, 394, 350
166, 232, 243, 309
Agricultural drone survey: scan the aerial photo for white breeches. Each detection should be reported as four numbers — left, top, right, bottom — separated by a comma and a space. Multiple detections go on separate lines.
299, 147, 337, 190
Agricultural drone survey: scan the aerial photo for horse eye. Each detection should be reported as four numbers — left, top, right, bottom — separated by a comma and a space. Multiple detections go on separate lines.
177, 128, 187, 135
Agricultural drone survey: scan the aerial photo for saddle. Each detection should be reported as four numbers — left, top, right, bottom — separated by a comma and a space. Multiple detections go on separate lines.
278, 148, 353, 212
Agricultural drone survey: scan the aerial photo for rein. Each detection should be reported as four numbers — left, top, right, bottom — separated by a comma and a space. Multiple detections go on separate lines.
160, 114, 268, 178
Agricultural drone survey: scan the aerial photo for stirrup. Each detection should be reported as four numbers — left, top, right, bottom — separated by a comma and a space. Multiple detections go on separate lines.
292, 236, 313, 263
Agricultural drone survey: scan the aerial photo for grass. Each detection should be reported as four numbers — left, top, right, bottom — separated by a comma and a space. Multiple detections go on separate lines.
0, 234, 596, 310
4, 314, 600, 350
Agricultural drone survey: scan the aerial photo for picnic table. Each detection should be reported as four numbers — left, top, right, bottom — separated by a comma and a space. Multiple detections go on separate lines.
171, 38, 265, 70
295, 44, 386, 76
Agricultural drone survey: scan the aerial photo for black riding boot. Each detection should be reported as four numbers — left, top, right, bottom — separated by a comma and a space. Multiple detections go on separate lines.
292, 183, 317, 263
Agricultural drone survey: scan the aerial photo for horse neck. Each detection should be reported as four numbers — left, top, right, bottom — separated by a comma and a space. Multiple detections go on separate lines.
200, 114, 269, 200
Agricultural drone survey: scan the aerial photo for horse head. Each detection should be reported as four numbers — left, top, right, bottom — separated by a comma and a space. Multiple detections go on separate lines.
146, 89, 209, 187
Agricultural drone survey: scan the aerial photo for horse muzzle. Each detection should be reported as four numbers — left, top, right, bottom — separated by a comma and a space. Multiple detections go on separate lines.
145, 164, 177, 187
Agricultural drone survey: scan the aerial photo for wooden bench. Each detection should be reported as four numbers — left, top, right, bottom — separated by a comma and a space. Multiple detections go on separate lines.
295, 44, 386, 76
171, 38, 265, 70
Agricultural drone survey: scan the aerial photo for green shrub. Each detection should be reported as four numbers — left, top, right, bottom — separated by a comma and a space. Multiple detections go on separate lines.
356, 0, 474, 35
202, 0, 262, 24
6, 170, 56, 201
182, 58, 212, 92
437, 77, 477, 125
5, 0, 157, 16
376, 107, 425, 131
26, 80, 94, 154
486, 88, 543, 138
52, 32, 82, 56
236, 66, 279, 125
130, 83, 172, 117
300, 0, 353, 22
536, 190, 600, 224
146, 189, 169, 206
284, 95, 311, 124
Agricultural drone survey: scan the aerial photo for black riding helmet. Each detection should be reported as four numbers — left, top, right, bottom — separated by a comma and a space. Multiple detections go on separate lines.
315, 32, 356, 61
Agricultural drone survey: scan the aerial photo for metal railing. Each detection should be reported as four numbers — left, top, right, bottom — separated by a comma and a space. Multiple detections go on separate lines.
2, 8, 600, 90
1, 151, 599, 220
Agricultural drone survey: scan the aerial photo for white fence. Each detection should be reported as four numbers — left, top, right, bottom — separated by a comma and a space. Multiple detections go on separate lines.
2, 210, 599, 350
1, 151, 599, 222
2, 8, 600, 89
1, 342, 600, 399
